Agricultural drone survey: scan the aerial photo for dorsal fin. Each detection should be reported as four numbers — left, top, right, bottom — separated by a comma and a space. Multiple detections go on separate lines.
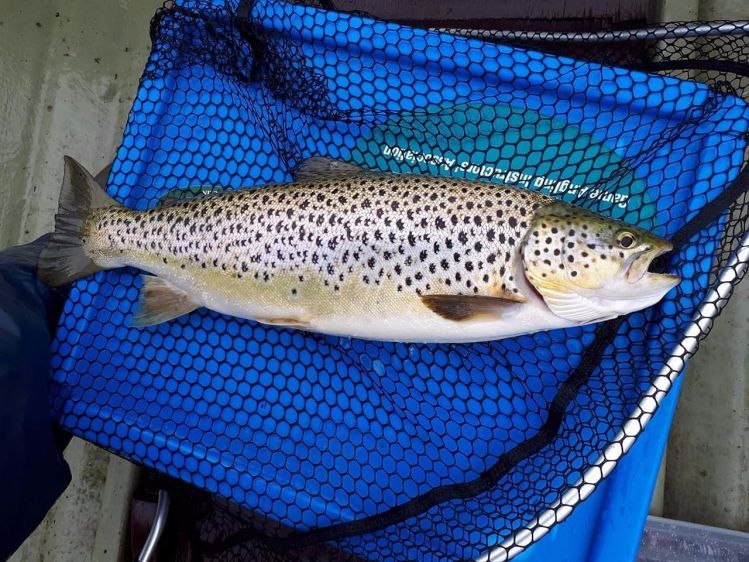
294, 157, 366, 182
156, 186, 225, 207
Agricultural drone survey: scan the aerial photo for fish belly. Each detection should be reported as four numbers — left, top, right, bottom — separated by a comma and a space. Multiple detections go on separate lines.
307, 297, 575, 343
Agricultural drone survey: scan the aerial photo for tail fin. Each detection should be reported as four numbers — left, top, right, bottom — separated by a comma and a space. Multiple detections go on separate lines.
38, 156, 121, 286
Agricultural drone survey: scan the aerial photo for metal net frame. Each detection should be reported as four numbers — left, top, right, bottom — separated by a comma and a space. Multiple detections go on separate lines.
47, 2, 749, 561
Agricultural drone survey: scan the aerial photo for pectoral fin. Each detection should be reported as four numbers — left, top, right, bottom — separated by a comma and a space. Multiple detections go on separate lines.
534, 286, 613, 324
132, 275, 200, 327
421, 294, 520, 322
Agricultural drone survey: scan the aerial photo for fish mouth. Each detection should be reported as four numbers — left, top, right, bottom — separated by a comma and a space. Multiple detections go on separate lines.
625, 242, 680, 288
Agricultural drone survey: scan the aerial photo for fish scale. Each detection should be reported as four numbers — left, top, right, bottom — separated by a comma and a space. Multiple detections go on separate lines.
39, 156, 680, 343
88, 174, 548, 302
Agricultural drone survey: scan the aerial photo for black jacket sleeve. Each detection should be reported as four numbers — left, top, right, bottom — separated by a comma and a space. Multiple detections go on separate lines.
0, 236, 71, 560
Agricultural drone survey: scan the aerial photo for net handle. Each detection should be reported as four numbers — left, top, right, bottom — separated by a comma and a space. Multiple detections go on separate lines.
435, 20, 749, 42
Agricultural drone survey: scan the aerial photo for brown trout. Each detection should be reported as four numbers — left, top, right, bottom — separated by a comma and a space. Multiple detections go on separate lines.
39, 156, 679, 343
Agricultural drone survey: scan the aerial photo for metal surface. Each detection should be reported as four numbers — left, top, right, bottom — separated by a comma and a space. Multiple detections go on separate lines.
638, 516, 749, 561
136, 490, 170, 562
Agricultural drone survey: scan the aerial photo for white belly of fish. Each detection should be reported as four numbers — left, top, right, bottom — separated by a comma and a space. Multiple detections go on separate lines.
307, 296, 575, 343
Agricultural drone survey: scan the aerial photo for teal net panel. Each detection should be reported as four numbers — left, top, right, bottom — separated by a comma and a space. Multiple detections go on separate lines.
48, 2, 749, 560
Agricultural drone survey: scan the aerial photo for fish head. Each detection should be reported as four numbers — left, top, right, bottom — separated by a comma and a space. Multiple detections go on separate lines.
521, 203, 680, 323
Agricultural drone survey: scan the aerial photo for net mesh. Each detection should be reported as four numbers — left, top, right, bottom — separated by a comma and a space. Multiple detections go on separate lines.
47, 1, 749, 561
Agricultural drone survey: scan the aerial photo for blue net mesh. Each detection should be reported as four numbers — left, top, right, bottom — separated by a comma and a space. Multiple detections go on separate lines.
47, 1, 749, 560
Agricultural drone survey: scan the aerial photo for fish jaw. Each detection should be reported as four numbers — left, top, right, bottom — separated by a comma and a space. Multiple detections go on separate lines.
594, 241, 681, 311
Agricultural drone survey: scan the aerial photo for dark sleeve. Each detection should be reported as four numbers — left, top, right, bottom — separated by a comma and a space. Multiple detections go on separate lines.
0, 236, 72, 560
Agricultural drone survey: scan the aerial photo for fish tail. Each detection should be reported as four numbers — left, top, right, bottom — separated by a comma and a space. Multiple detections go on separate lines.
38, 156, 121, 286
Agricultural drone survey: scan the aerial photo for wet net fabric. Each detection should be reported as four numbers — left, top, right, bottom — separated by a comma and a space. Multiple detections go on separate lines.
47, 1, 749, 561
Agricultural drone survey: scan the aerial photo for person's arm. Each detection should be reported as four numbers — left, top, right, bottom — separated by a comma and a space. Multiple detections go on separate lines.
0, 236, 72, 560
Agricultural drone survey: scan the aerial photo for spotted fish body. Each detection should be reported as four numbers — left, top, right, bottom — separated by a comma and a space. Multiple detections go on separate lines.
39, 157, 680, 343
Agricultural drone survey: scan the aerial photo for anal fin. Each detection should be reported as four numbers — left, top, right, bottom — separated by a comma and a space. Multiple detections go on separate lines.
132, 275, 199, 327
421, 294, 520, 322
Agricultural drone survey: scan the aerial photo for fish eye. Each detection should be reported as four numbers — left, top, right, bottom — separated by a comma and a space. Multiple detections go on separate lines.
616, 231, 637, 249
